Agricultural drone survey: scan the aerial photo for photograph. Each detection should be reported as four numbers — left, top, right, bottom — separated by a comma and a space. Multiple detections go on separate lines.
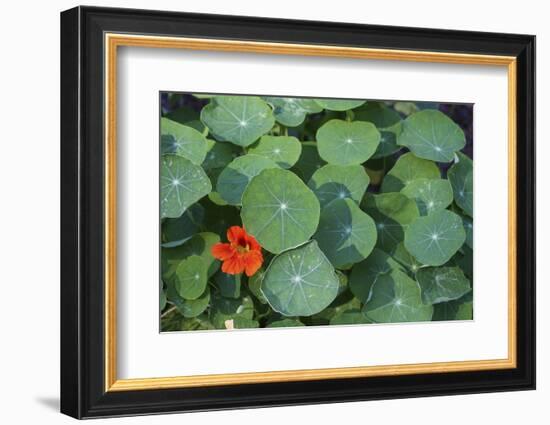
159, 93, 474, 332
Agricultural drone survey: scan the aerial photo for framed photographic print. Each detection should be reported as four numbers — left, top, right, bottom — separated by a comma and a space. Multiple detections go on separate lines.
60, 6, 536, 419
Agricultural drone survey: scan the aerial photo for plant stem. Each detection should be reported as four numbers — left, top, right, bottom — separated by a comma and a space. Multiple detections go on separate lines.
160, 305, 177, 319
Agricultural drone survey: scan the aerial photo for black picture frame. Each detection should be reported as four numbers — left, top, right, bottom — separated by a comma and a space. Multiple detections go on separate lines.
60, 5, 536, 419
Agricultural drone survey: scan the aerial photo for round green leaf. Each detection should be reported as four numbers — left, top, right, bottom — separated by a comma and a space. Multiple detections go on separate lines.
264, 97, 322, 127
160, 118, 208, 165
417, 266, 471, 304
362, 193, 420, 252
160, 154, 212, 219
404, 209, 466, 266
314, 99, 366, 111
307, 164, 370, 207
216, 154, 278, 205
448, 153, 473, 217
401, 178, 453, 215
349, 248, 402, 302
316, 119, 380, 165
291, 142, 326, 181
161, 203, 204, 247
381, 152, 440, 192
261, 240, 339, 317
247, 135, 302, 168
201, 139, 236, 171
200, 96, 275, 147
241, 168, 320, 254
398, 109, 466, 162
314, 198, 377, 268
167, 282, 211, 318
362, 269, 433, 323
161, 232, 221, 280
173, 255, 208, 300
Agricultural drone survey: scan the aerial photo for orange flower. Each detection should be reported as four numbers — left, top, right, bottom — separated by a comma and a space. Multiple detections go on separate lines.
211, 226, 263, 277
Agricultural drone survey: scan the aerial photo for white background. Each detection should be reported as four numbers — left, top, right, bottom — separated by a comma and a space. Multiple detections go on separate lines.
0, 0, 546, 424
118, 48, 508, 378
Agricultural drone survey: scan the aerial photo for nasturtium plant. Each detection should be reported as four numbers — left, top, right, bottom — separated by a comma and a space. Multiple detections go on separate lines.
216, 154, 278, 205
247, 135, 302, 169
398, 109, 466, 162
241, 168, 320, 254
160, 92, 474, 332
317, 119, 380, 165
308, 164, 370, 208
200, 96, 275, 147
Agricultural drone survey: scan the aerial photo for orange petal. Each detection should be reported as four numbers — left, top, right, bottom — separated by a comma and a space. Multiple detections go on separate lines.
227, 226, 246, 244
221, 254, 246, 275
211, 243, 235, 261
245, 233, 261, 251
243, 250, 263, 277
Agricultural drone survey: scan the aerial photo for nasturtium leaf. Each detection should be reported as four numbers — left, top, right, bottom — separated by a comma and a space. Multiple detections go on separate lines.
166, 281, 211, 318
316, 119, 380, 165
215, 271, 241, 299
161, 203, 204, 247
314, 99, 366, 111
160, 154, 212, 219
173, 255, 208, 300
397, 109, 466, 162
161, 232, 220, 280
330, 309, 372, 325
216, 154, 279, 205
401, 178, 453, 216
416, 266, 471, 305
201, 139, 236, 171
292, 142, 326, 181
448, 153, 473, 217
392, 242, 423, 274
210, 293, 255, 329
314, 198, 377, 268
247, 135, 302, 169
232, 318, 260, 329
363, 268, 433, 323
381, 152, 440, 192
248, 268, 267, 304
266, 318, 304, 327
264, 97, 322, 127
349, 248, 402, 302
462, 215, 473, 249
200, 96, 275, 147
241, 168, 320, 254
404, 209, 466, 266
433, 293, 473, 321
261, 240, 340, 317
160, 118, 208, 165
307, 164, 370, 207
362, 192, 420, 252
